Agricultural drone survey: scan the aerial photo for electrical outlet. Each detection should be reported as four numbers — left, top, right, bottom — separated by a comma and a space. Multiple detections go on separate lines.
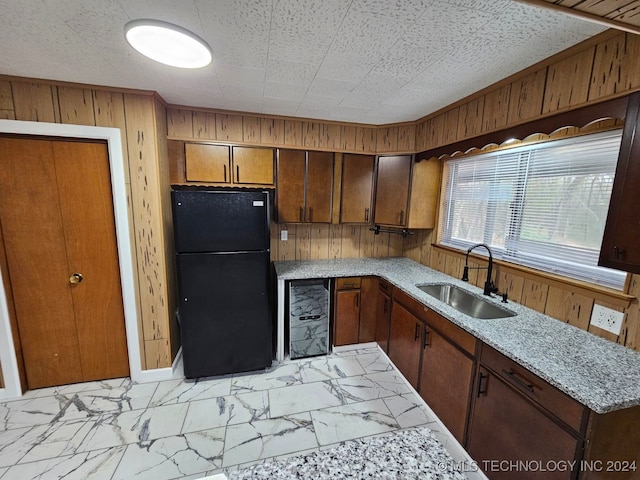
280, 229, 288, 241
590, 304, 624, 335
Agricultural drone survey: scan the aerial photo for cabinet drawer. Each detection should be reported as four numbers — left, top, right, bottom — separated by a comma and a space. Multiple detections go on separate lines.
336, 277, 361, 290
480, 344, 587, 434
423, 308, 476, 356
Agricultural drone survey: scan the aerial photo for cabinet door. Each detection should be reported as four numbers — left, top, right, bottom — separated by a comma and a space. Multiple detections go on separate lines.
277, 149, 306, 222
599, 92, 640, 273
185, 143, 230, 183
341, 154, 375, 223
232, 146, 274, 185
468, 367, 581, 480
419, 327, 474, 444
334, 289, 360, 346
375, 289, 392, 353
306, 151, 333, 223
374, 155, 412, 226
407, 158, 441, 229
388, 302, 422, 388
358, 277, 378, 342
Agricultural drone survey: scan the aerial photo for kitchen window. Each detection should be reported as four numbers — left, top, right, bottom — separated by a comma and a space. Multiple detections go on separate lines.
439, 129, 626, 290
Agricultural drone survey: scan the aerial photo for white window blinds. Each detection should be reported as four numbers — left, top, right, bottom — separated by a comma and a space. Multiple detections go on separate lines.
439, 130, 626, 290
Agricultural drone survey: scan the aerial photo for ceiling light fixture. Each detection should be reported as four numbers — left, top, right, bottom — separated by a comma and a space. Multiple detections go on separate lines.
125, 20, 212, 69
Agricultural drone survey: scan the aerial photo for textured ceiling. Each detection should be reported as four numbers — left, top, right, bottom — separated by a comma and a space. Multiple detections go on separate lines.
0, 0, 606, 124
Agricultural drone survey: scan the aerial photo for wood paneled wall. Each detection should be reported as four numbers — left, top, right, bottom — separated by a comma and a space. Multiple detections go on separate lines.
410, 30, 640, 353
167, 108, 415, 154
415, 30, 640, 152
0, 77, 175, 371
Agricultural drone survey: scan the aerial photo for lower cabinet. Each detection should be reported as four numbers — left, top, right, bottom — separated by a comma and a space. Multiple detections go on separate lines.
419, 310, 476, 444
388, 302, 422, 388
334, 277, 361, 346
375, 279, 393, 352
467, 364, 582, 480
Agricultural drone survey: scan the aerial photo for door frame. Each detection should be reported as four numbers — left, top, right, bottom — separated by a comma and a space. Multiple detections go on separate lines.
0, 120, 142, 399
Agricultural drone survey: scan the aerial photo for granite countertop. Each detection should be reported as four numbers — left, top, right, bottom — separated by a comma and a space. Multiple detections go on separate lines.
273, 257, 640, 414
228, 426, 468, 480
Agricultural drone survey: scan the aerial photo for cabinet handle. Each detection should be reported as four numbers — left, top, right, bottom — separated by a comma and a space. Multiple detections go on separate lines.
399, 210, 404, 225
223, 164, 227, 182
414, 322, 420, 341
614, 246, 626, 260
236, 165, 240, 182
309, 207, 313, 222
355, 293, 359, 308
477, 372, 488, 397
383, 297, 389, 313
503, 369, 535, 393
299, 206, 304, 222
423, 328, 430, 349
365, 208, 369, 223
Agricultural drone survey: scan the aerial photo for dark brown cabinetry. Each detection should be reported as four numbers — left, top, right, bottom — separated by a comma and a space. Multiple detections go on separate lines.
334, 276, 381, 346
334, 277, 362, 346
419, 308, 477, 444
468, 345, 587, 480
388, 301, 423, 388
375, 279, 393, 352
340, 153, 375, 223
599, 91, 640, 274
373, 154, 412, 227
358, 276, 378, 342
277, 149, 333, 223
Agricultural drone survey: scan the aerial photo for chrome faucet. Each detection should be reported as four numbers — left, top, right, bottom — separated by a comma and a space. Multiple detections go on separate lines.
461, 243, 498, 296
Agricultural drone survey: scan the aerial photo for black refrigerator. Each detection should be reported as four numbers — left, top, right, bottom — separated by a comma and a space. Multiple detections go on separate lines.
172, 189, 273, 378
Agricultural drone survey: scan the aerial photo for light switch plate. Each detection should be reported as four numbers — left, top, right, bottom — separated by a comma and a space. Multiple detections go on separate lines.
281, 229, 288, 241
590, 304, 624, 335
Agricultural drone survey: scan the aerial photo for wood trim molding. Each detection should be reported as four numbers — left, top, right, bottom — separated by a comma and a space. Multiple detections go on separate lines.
416, 96, 629, 161
514, 0, 640, 36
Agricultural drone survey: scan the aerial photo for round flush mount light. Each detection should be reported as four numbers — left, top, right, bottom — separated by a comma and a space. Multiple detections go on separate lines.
125, 20, 212, 69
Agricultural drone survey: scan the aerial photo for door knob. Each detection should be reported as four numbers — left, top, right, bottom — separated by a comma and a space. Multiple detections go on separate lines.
69, 273, 83, 284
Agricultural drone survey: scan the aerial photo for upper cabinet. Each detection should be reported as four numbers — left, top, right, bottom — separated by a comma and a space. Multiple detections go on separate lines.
185, 143, 230, 183
169, 140, 275, 187
372, 154, 441, 229
373, 155, 412, 227
599, 92, 640, 274
276, 149, 333, 223
232, 146, 275, 185
340, 153, 375, 224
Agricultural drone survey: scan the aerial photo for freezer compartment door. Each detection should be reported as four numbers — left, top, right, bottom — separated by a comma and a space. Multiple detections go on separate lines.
172, 189, 269, 253
177, 251, 272, 378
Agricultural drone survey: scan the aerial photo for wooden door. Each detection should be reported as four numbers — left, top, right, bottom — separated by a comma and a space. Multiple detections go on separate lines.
467, 367, 581, 480
419, 326, 474, 444
0, 137, 129, 389
306, 151, 333, 223
374, 155, 411, 226
340, 154, 374, 223
334, 289, 360, 346
387, 302, 422, 388
232, 146, 274, 185
375, 288, 392, 353
185, 143, 230, 183
358, 276, 378, 342
277, 149, 306, 222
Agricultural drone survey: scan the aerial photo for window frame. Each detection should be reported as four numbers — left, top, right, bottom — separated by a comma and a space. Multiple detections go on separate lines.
437, 129, 626, 291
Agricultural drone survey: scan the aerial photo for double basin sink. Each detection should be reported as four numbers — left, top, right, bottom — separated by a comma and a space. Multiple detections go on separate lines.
416, 283, 516, 319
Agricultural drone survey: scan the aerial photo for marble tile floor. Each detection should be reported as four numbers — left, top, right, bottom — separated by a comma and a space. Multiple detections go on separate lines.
0, 345, 485, 480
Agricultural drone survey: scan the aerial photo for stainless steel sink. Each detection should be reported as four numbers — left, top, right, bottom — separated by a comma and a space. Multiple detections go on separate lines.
416, 283, 516, 319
